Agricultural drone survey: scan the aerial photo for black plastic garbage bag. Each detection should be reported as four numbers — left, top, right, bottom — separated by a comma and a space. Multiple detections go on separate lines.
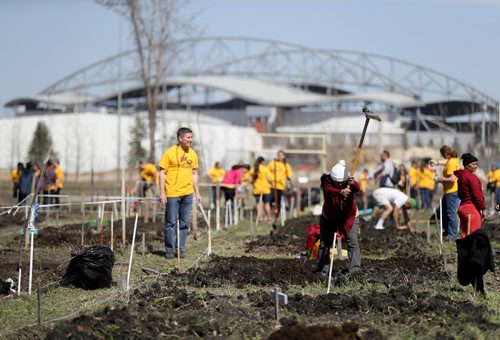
456, 229, 494, 294
62, 246, 115, 290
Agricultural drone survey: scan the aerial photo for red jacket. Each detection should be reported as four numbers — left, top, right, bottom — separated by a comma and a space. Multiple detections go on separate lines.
321, 175, 360, 237
454, 169, 485, 212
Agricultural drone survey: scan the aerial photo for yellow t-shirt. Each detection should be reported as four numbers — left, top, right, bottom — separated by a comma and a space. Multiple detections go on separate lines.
55, 166, 64, 189
249, 164, 271, 195
140, 163, 157, 183
493, 169, 500, 187
442, 157, 460, 194
359, 173, 367, 192
207, 167, 225, 184
418, 168, 435, 190
409, 167, 418, 187
11, 169, 20, 183
267, 160, 293, 190
158, 145, 199, 198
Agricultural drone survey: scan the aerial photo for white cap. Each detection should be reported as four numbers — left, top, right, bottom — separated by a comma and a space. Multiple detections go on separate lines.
330, 160, 348, 182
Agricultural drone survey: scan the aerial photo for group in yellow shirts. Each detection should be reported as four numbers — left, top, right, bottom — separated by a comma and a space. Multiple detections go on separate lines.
248, 150, 293, 224
9, 159, 63, 206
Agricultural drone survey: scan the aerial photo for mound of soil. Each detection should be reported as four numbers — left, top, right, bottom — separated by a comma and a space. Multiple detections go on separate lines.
285, 287, 495, 331
269, 321, 361, 339
185, 255, 321, 288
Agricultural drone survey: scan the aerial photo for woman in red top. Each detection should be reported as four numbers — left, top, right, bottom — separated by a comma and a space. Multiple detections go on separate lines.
453, 153, 486, 238
316, 160, 361, 275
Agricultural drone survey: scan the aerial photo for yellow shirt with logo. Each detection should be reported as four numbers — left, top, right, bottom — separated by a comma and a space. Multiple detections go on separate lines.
55, 166, 64, 189
249, 165, 271, 195
442, 157, 460, 194
207, 167, 225, 184
418, 168, 435, 190
267, 160, 293, 190
409, 167, 418, 187
141, 163, 157, 183
158, 145, 199, 198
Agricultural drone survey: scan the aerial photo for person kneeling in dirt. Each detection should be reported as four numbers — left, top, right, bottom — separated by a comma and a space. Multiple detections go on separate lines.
315, 160, 361, 275
372, 187, 416, 232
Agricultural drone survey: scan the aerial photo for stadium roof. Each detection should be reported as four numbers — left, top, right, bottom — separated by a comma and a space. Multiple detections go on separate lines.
6, 75, 424, 109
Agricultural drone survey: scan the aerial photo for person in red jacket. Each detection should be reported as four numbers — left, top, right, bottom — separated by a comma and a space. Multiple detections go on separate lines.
315, 160, 361, 275
454, 153, 486, 238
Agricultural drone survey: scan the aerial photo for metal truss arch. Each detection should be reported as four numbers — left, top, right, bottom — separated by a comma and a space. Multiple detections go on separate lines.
40, 36, 498, 109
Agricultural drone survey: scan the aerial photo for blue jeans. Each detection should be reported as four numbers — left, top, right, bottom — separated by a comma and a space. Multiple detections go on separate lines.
420, 188, 431, 209
442, 192, 459, 240
164, 194, 193, 254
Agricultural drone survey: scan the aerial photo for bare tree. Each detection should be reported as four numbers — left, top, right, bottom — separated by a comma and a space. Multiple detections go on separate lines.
98, 0, 199, 162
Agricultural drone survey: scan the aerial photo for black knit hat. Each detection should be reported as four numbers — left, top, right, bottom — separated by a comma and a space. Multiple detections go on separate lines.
461, 153, 478, 167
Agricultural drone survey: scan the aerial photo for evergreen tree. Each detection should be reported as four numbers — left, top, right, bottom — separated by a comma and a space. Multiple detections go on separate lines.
27, 121, 56, 165
128, 115, 148, 167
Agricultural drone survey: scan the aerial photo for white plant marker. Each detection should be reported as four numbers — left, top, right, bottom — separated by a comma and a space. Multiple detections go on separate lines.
126, 213, 139, 292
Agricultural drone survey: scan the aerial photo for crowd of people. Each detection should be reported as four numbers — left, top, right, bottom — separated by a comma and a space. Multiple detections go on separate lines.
9, 159, 63, 205
8, 132, 498, 273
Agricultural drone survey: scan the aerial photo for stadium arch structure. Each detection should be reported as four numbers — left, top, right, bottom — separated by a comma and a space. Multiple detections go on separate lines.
5, 36, 499, 152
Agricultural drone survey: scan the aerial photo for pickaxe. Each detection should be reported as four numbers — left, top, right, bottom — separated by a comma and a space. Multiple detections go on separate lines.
350, 106, 382, 177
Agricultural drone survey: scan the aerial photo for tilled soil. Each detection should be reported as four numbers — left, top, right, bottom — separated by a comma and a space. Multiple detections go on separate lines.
185, 255, 321, 288
7, 215, 500, 338
32, 218, 165, 249
0, 248, 67, 293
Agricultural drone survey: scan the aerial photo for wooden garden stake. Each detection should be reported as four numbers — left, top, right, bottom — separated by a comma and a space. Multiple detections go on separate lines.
142, 232, 145, 257
37, 280, 42, 325
126, 213, 139, 292
426, 220, 430, 243
207, 209, 212, 255
250, 210, 254, 242
177, 219, 181, 271
216, 183, 221, 231
110, 213, 114, 251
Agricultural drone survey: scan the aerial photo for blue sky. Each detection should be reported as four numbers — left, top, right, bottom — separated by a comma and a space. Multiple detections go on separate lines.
0, 0, 498, 111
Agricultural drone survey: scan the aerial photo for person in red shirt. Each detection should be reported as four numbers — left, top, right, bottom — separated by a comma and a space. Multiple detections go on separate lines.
221, 164, 245, 203
315, 160, 361, 275
454, 153, 486, 238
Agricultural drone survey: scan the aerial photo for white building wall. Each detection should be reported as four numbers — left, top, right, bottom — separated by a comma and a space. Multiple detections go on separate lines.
0, 111, 261, 173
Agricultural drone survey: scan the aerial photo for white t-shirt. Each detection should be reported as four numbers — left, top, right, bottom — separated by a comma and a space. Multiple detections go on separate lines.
373, 187, 408, 208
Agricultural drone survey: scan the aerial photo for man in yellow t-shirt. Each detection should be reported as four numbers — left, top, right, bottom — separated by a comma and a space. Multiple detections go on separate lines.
10, 162, 23, 199
133, 161, 157, 196
439, 146, 460, 240
268, 150, 293, 221
53, 159, 64, 206
158, 127, 202, 259
207, 161, 225, 208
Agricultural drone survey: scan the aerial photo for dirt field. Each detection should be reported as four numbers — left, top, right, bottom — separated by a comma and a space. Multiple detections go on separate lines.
1, 208, 499, 338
